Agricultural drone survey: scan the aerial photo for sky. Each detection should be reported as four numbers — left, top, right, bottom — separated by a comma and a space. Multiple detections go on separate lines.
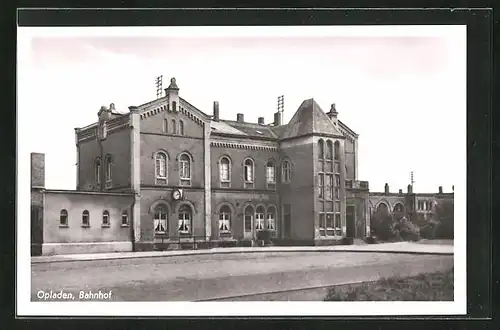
18, 26, 466, 193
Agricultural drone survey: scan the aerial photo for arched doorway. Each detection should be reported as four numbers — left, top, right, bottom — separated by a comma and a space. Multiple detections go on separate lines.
244, 205, 254, 240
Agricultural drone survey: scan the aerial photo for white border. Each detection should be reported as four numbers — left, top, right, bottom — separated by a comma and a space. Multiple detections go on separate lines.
17, 25, 467, 317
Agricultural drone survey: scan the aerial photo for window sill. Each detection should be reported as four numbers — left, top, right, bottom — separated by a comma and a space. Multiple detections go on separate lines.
81, 225, 90, 228
59, 224, 69, 228
101, 224, 110, 228
121, 224, 130, 228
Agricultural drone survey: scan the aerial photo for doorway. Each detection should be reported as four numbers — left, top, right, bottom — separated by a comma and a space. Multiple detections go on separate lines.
346, 205, 356, 238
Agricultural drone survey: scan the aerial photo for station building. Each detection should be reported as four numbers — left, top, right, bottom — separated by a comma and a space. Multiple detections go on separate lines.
30, 77, 454, 255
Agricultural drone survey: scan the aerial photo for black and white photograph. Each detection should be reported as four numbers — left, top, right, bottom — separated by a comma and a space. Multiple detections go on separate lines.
17, 23, 466, 317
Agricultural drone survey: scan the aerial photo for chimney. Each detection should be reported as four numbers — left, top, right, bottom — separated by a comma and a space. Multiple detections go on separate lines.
274, 112, 282, 126
213, 101, 219, 121
237, 113, 244, 122
399, 189, 403, 194
384, 183, 389, 194
327, 103, 338, 124
31, 153, 45, 189
258, 117, 265, 125
408, 184, 413, 194
439, 186, 443, 194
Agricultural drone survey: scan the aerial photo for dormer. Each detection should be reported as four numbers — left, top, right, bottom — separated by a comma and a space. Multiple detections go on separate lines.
165, 77, 180, 113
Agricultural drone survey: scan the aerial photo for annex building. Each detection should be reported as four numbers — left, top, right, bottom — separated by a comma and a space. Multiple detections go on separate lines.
30, 77, 454, 255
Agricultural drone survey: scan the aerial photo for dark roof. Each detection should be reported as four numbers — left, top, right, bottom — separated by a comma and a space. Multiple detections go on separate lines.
282, 99, 342, 139
221, 120, 277, 139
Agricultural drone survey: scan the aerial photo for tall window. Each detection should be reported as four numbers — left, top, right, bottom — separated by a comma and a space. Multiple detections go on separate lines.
319, 213, 326, 236
219, 156, 231, 187
282, 159, 292, 183
178, 205, 192, 234
255, 206, 265, 231
105, 155, 112, 183
172, 119, 177, 134
121, 210, 128, 226
154, 205, 168, 234
326, 140, 333, 160
334, 141, 340, 161
325, 174, 333, 200
172, 101, 177, 112
318, 139, 324, 159
266, 206, 276, 234
163, 119, 168, 134
266, 161, 276, 188
102, 210, 110, 226
60, 209, 68, 227
179, 120, 184, 135
219, 205, 231, 233
179, 153, 191, 186
155, 152, 167, 183
82, 210, 90, 227
244, 159, 254, 183
318, 173, 324, 199
95, 158, 101, 184
335, 174, 341, 199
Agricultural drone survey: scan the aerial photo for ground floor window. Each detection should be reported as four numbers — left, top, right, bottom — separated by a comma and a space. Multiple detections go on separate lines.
319, 212, 342, 237
255, 207, 265, 231
178, 205, 192, 234
266, 207, 277, 236
219, 206, 231, 234
154, 205, 168, 234
244, 206, 253, 233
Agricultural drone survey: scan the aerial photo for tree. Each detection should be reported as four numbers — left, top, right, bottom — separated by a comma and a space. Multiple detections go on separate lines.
434, 200, 454, 239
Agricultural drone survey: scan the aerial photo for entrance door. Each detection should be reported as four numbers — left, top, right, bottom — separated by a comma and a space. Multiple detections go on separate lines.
346, 205, 356, 238
244, 206, 254, 240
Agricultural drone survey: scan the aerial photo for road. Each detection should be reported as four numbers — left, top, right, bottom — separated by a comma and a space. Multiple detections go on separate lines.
31, 251, 453, 301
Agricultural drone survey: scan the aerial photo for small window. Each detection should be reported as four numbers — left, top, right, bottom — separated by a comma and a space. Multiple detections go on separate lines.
326, 140, 333, 160
121, 210, 129, 226
172, 119, 177, 134
105, 155, 112, 183
82, 210, 90, 227
60, 209, 68, 227
244, 159, 254, 183
102, 210, 110, 227
179, 153, 191, 186
266, 161, 276, 186
179, 120, 184, 135
163, 119, 168, 134
155, 151, 168, 184
219, 156, 231, 187
318, 139, 324, 159
172, 101, 177, 112
282, 160, 292, 183
95, 158, 101, 184
334, 141, 340, 161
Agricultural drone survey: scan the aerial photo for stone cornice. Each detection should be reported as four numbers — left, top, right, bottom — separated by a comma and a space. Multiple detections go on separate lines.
210, 141, 278, 152
211, 132, 278, 142
280, 132, 345, 143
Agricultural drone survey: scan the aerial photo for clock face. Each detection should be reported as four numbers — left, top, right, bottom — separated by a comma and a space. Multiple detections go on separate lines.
173, 190, 181, 200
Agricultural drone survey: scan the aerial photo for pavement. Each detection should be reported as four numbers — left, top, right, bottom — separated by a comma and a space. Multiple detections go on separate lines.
31, 240, 453, 264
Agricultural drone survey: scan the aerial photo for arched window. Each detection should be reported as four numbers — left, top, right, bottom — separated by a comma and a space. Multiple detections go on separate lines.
172, 101, 177, 112
163, 118, 168, 134
255, 206, 265, 231
219, 205, 231, 233
95, 158, 101, 184
326, 140, 333, 160
102, 210, 110, 226
82, 210, 90, 227
266, 161, 276, 187
282, 159, 292, 183
155, 151, 167, 183
179, 153, 191, 186
244, 205, 254, 234
334, 141, 340, 161
244, 158, 254, 183
394, 203, 404, 213
105, 155, 112, 183
60, 209, 68, 226
172, 119, 177, 134
219, 156, 231, 187
266, 206, 276, 233
318, 139, 324, 159
154, 205, 168, 234
179, 120, 184, 135
178, 205, 192, 234
121, 210, 128, 226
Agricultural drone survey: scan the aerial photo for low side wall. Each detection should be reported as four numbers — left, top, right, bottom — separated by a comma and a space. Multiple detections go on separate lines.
42, 241, 133, 255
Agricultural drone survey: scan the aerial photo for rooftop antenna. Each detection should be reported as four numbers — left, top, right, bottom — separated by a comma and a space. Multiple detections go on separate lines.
410, 171, 415, 190
155, 75, 163, 99
277, 95, 284, 125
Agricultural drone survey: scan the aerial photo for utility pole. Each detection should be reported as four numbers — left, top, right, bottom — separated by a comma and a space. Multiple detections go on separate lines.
277, 95, 284, 125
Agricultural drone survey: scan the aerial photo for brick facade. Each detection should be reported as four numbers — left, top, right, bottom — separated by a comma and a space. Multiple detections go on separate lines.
30, 77, 454, 255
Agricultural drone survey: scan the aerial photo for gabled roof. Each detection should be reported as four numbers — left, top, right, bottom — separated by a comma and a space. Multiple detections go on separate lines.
221, 121, 277, 139
281, 99, 342, 139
